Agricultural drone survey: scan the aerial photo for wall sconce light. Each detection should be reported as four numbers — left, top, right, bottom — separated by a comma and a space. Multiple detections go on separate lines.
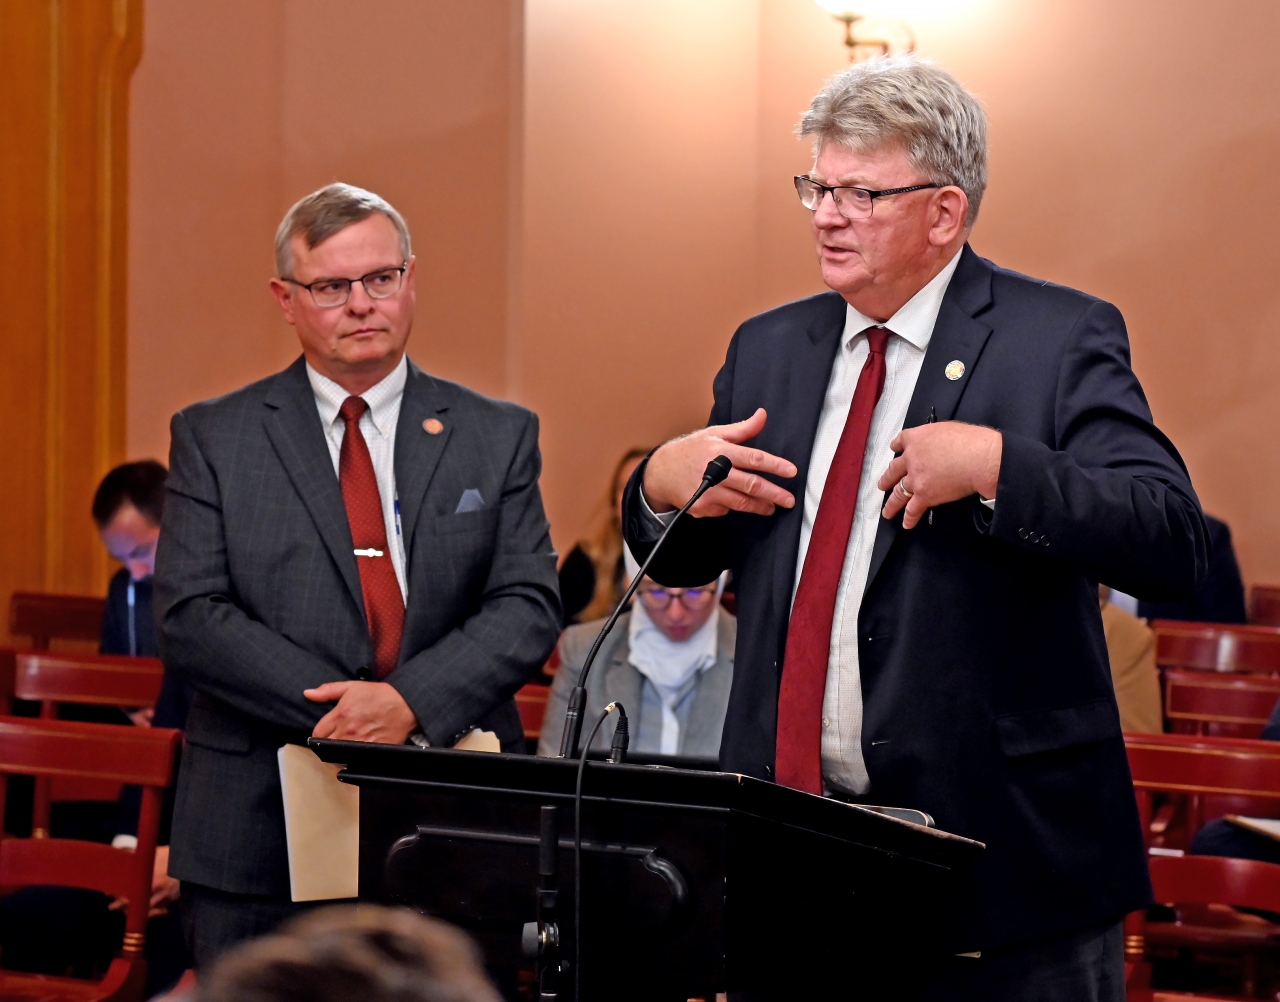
814, 1, 915, 62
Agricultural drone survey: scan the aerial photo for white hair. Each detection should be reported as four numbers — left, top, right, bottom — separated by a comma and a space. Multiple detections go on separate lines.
274, 183, 412, 277
798, 55, 988, 225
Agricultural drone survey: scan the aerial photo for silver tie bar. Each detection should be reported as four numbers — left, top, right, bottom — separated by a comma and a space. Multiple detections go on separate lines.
353, 548, 384, 558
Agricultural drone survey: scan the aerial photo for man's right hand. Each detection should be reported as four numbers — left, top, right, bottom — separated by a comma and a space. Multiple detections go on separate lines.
643, 408, 797, 517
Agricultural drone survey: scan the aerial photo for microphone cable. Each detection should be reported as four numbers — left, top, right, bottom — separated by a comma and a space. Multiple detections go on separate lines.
573, 701, 628, 1002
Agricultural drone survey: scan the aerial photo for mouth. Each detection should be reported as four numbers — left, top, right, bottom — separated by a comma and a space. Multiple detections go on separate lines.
343, 327, 387, 338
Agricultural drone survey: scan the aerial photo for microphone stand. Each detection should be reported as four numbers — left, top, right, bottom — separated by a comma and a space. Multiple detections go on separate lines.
556, 455, 732, 759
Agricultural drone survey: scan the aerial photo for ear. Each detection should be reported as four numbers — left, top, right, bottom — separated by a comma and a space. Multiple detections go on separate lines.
404, 255, 418, 305
928, 186, 969, 248
268, 277, 299, 326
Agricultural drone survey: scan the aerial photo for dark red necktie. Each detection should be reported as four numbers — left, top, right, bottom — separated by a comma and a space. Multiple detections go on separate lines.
775, 327, 891, 793
338, 396, 405, 679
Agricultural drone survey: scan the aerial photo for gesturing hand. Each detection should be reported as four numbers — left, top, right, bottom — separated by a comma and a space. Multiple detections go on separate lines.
305, 680, 418, 744
877, 421, 1002, 530
643, 408, 798, 518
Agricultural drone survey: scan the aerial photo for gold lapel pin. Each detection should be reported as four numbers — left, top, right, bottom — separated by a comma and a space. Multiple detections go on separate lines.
945, 360, 965, 381
423, 418, 444, 435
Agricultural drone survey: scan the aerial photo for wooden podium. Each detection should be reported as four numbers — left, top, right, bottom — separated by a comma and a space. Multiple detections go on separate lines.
311, 739, 983, 1001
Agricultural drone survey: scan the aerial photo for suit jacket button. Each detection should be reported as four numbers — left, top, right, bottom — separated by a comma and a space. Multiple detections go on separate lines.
1041, 535, 1050, 546
1018, 528, 1029, 539
356, 666, 374, 680
1029, 531, 1040, 543
764, 765, 774, 780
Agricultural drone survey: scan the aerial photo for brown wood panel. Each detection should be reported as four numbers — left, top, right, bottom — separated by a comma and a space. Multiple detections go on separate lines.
0, 1, 142, 645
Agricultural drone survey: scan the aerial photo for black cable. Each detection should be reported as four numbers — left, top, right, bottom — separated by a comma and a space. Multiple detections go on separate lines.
574, 701, 623, 1002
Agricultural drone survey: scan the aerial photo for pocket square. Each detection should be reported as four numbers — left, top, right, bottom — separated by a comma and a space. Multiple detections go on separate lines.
455, 488, 485, 514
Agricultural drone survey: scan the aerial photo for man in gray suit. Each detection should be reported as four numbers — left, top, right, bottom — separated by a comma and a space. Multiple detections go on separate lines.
154, 183, 561, 967
539, 566, 735, 760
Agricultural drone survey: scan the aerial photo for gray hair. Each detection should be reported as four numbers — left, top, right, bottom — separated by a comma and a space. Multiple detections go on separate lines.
274, 183, 412, 277
799, 56, 988, 225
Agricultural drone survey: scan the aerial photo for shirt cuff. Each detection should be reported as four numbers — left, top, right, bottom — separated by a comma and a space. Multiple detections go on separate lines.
979, 497, 996, 510
640, 487, 679, 528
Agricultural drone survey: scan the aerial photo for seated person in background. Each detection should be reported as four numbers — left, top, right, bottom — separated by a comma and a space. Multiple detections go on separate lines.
197, 904, 501, 1002
1109, 514, 1247, 624
557, 448, 648, 626
1099, 585, 1163, 734
0, 462, 193, 995
92, 460, 194, 730
540, 548, 733, 759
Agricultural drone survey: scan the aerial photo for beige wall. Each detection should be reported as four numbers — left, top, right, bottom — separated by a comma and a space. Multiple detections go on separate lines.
130, 0, 1280, 589
128, 0, 521, 462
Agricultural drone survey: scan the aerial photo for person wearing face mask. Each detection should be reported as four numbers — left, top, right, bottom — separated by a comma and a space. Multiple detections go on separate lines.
538, 549, 735, 760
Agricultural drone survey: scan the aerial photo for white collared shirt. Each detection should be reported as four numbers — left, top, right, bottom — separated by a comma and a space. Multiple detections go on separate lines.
307, 355, 409, 600
804, 250, 963, 794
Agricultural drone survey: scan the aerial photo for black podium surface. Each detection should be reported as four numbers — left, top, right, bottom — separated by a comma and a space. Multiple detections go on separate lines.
311, 740, 983, 1000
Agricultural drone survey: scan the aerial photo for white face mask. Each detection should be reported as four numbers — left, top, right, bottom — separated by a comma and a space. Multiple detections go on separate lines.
623, 546, 725, 754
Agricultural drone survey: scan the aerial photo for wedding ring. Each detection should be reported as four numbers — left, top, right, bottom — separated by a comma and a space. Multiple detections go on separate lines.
897, 480, 913, 499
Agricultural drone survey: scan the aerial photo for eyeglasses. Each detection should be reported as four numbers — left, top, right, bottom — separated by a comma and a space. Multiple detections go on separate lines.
283, 263, 408, 308
636, 584, 719, 612
794, 175, 940, 220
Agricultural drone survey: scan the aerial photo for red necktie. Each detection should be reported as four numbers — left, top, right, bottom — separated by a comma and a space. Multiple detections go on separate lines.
775, 327, 891, 793
338, 396, 405, 679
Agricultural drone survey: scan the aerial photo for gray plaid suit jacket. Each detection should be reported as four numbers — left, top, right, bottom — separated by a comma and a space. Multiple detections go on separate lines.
154, 356, 561, 896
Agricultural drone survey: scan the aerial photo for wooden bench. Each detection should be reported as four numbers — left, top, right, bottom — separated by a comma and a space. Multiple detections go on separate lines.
14, 652, 165, 837
1154, 621, 1280, 675
1164, 668, 1280, 739
9, 592, 106, 651
0, 716, 180, 1002
1252, 585, 1280, 628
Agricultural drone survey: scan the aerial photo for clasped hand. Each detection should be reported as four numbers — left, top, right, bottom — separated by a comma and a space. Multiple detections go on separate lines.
305, 680, 418, 744
877, 422, 1002, 529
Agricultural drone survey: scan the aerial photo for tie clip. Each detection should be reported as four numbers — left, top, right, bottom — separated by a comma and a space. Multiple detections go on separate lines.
353, 548, 384, 558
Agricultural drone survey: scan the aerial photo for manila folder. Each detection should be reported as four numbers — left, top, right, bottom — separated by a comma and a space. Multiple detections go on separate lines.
277, 743, 359, 902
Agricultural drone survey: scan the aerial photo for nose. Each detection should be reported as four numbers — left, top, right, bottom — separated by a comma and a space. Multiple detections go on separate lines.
346, 278, 376, 314
812, 189, 848, 229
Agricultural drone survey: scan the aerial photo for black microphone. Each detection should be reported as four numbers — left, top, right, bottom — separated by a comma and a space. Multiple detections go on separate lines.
556, 455, 733, 758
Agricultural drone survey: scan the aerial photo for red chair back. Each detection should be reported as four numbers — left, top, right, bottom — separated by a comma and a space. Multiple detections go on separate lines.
1148, 854, 1280, 914
0, 716, 179, 997
8, 591, 106, 650
1163, 668, 1280, 739
1153, 620, 1280, 675
14, 652, 165, 834
516, 684, 550, 740
1252, 585, 1280, 628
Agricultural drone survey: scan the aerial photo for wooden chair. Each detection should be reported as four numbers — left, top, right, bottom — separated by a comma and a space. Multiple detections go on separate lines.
1164, 669, 1280, 740
1251, 586, 1280, 629
1153, 622, 1280, 676
0, 715, 180, 1002
8, 593, 106, 651
1126, 734, 1280, 997
15, 653, 164, 838
516, 684, 550, 742
1128, 856, 1280, 1000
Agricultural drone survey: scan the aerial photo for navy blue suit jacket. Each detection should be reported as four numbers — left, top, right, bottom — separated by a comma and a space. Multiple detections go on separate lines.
623, 245, 1208, 951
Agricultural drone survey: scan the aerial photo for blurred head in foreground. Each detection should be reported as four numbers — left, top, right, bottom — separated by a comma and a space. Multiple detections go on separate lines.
197, 905, 501, 1002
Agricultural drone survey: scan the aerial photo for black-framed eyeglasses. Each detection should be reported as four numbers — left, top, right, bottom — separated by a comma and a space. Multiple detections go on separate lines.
282, 263, 408, 308
794, 175, 940, 220
636, 583, 719, 613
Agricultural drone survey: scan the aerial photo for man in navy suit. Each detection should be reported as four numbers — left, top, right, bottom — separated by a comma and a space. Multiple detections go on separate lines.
625, 58, 1206, 999
155, 184, 560, 967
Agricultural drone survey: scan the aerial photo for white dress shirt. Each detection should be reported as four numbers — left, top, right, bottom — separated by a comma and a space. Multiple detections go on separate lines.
307, 355, 409, 600
800, 251, 963, 795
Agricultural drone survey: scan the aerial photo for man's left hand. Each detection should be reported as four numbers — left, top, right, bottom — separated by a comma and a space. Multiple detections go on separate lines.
305, 681, 418, 744
878, 422, 1002, 530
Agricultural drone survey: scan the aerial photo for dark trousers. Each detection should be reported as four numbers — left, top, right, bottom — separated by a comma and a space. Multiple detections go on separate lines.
907, 921, 1124, 1002
180, 882, 321, 971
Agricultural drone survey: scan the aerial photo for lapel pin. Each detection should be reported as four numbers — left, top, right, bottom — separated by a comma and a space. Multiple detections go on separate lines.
423, 418, 444, 435
945, 360, 965, 381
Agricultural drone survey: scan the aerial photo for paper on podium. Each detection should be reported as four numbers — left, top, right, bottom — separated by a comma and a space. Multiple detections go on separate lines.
454, 728, 501, 752
277, 743, 359, 902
